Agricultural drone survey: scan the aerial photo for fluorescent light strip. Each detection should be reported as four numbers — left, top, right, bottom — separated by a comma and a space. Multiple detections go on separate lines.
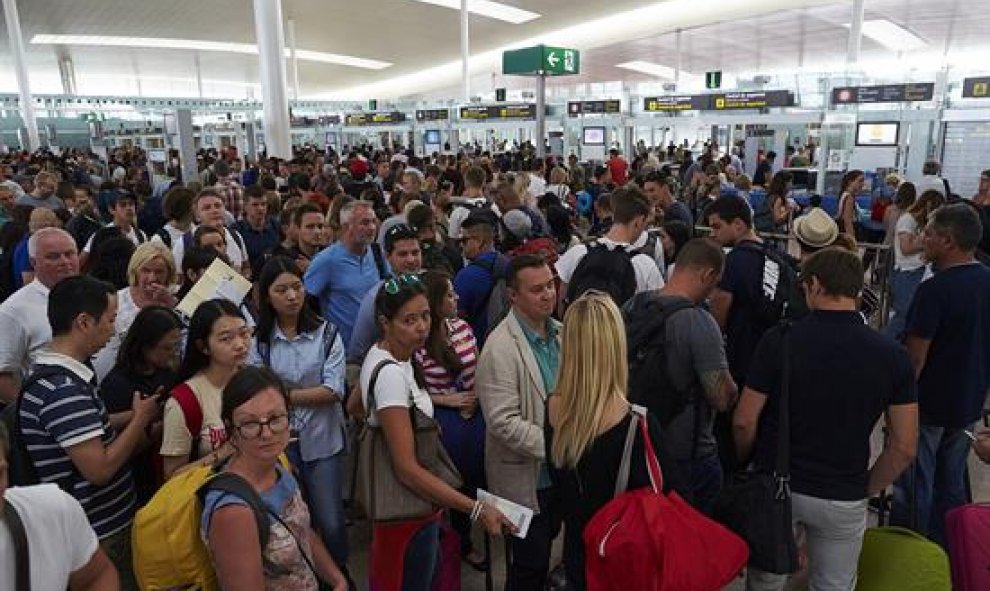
616, 61, 678, 79
844, 20, 927, 52
30, 34, 392, 70
410, 0, 539, 24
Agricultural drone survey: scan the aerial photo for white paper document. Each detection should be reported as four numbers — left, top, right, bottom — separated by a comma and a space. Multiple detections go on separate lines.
477, 489, 534, 539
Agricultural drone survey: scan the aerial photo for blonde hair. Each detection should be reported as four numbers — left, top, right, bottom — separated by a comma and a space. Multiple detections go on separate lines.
550, 167, 569, 185
551, 292, 629, 469
127, 241, 176, 287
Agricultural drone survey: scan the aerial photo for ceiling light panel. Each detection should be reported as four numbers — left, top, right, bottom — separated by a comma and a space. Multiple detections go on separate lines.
616, 60, 678, 79
410, 0, 539, 24
30, 34, 392, 70
844, 20, 927, 52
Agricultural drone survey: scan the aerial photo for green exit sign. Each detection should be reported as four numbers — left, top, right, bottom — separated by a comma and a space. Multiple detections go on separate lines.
503, 45, 580, 76
706, 71, 722, 89
368, 99, 377, 111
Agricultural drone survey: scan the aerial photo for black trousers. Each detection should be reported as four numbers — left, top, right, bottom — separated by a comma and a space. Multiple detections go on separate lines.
505, 487, 563, 591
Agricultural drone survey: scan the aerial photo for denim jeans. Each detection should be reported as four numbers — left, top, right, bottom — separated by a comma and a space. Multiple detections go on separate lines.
286, 443, 349, 565
891, 424, 972, 547
403, 520, 440, 591
746, 493, 868, 591
884, 267, 925, 340
676, 454, 723, 516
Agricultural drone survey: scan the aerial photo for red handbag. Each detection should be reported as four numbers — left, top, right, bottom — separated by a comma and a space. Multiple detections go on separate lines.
583, 406, 749, 591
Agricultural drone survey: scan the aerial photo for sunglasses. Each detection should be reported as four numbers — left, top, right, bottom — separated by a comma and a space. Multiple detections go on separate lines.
383, 273, 423, 295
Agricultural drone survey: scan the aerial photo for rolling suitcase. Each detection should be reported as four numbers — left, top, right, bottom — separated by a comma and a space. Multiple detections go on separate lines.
856, 526, 951, 590
946, 503, 990, 591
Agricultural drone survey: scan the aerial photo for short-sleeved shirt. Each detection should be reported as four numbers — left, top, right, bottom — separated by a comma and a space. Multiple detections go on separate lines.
630, 294, 728, 460
607, 158, 629, 186
555, 238, 665, 294
415, 318, 478, 395
232, 218, 281, 277
0, 279, 51, 378
201, 465, 317, 591
1, 484, 100, 591
171, 226, 248, 275
19, 353, 137, 538
303, 242, 388, 348
348, 279, 385, 364
893, 213, 924, 271
718, 240, 772, 384
82, 223, 147, 253
906, 262, 990, 427
746, 311, 917, 500
360, 344, 433, 427
161, 373, 228, 460
16, 193, 66, 210
11, 238, 30, 290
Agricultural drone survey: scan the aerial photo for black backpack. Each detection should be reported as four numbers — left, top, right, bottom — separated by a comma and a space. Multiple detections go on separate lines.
0, 365, 89, 487
734, 242, 803, 326
566, 241, 638, 307
623, 295, 699, 425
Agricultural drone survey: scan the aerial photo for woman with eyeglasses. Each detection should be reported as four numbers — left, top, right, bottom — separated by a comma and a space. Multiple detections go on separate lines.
249, 256, 351, 572
160, 299, 251, 479
414, 270, 488, 570
360, 273, 513, 591
100, 305, 182, 505
201, 366, 349, 591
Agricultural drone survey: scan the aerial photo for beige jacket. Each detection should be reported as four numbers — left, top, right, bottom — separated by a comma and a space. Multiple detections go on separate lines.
476, 311, 562, 512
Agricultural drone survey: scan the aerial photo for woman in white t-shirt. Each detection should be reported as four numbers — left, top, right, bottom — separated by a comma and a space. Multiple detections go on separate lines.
886, 189, 945, 339
160, 299, 251, 478
357, 274, 511, 591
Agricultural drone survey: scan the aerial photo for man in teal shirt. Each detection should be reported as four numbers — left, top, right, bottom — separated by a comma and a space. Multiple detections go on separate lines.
476, 254, 562, 591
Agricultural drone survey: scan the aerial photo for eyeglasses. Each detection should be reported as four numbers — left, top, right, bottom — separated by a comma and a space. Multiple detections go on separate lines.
234, 413, 290, 439
383, 273, 423, 295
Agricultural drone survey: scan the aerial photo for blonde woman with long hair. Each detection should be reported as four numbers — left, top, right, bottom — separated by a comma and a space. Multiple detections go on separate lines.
545, 291, 679, 591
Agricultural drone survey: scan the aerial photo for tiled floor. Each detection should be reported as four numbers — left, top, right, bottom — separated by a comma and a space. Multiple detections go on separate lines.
344, 452, 990, 591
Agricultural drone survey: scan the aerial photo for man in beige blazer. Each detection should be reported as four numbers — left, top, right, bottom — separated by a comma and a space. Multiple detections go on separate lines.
476, 254, 563, 591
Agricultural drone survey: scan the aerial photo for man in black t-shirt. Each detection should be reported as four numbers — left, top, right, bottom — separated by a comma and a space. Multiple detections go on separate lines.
891, 204, 990, 547
734, 248, 918, 591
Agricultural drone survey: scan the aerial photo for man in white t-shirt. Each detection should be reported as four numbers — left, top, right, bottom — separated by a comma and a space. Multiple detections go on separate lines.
0, 228, 79, 403
914, 160, 950, 198
527, 157, 547, 201
1, 423, 119, 591
448, 165, 489, 240
885, 210, 928, 339
555, 185, 664, 313
170, 190, 250, 278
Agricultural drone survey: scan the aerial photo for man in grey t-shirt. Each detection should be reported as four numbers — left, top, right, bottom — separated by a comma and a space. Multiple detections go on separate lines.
624, 238, 738, 514
16, 171, 66, 211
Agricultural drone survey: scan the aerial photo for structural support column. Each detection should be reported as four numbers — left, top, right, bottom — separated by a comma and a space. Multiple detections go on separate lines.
2, 0, 39, 151
846, 0, 866, 66
674, 28, 683, 85
175, 109, 198, 185
287, 18, 301, 100
253, 0, 292, 159
460, 0, 470, 101
535, 73, 546, 158
57, 51, 78, 96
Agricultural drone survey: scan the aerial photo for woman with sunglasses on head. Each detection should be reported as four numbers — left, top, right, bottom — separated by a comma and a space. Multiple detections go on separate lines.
201, 366, 349, 591
415, 270, 488, 571
160, 298, 251, 479
360, 274, 513, 591
249, 256, 351, 573
100, 305, 183, 505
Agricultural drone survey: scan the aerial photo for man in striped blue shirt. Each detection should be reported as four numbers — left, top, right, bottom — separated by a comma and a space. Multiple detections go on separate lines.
18, 275, 160, 590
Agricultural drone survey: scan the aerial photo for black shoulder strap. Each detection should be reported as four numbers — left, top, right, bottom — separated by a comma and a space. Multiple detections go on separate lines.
3, 499, 30, 591
776, 322, 793, 483
370, 243, 388, 280
364, 359, 399, 420
321, 322, 339, 360
156, 227, 172, 248
199, 472, 285, 577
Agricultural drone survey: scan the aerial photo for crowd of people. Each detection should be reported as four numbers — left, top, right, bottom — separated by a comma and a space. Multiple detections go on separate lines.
0, 139, 989, 591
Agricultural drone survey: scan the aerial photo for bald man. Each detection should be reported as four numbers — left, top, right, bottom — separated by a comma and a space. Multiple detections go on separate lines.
0, 228, 80, 403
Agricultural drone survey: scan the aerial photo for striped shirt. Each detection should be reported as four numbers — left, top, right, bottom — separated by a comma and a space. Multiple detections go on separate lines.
415, 318, 478, 394
19, 352, 136, 539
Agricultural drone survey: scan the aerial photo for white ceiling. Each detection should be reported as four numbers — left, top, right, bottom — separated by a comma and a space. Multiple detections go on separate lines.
0, 0, 984, 101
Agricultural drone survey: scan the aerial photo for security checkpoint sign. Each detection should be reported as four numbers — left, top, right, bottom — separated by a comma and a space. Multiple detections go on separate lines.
503, 45, 580, 76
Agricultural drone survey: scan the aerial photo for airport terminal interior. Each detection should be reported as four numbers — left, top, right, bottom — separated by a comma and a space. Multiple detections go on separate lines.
2, 0, 990, 590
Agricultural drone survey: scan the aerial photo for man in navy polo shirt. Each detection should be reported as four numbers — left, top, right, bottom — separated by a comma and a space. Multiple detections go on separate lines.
892, 203, 990, 546
735, 248, 917, 590
453, 210, 507, 347
232, 184, 280, 277
19, 275, 160, 589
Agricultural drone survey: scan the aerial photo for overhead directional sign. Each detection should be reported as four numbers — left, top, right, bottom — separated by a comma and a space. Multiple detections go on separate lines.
344, 112, 407, 126
643, 91, 794, 112
644, 96, 707, 112
459, 104, 537, 121
832, 83, 935, 105
962, 77, 990, 98
567, 99, 621, 116
502, 45, 580, 76
415, 109, 450, 122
